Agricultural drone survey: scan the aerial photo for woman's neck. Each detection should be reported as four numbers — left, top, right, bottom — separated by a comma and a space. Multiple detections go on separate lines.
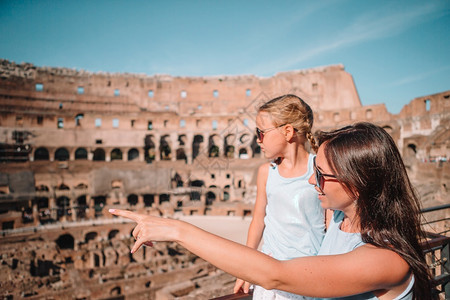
341, 209, 360, 233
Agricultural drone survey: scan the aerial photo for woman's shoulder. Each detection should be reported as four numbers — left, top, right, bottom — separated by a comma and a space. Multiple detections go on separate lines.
348, 244, 410, 282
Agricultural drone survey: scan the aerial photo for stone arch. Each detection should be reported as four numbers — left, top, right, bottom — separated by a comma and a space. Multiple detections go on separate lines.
127, 194, 138, 206
75, 147, 88, 160
110, 286, 121, 296
237, 179, 245, 189
55, 147, 69, 161
190, 180, 204, 187
160, 135, 172, 160
159, 194, 170, 204
108, 229, 119, 240
76, 195, 87, 219
407, 143, 417, 155
178, 134, 187, 146
382, 125, 394, 135
176, 148, 187, 162
34, 147, 49, 161
251, 136, 261, 158
239, 133, 251, 146
127, 148, 139, 161
365, 109, 373, 120
58, 183, 70, 190
93, 148, 105, 161
225, 145, 235, 158
75, 183, 88, 190
36, 184, 49, 192
189, 180, 204, 201
37, 197, 49, 209
143, 194, 154, 207
93, 252, 102, 267
206, 191, 216, 205
111, 148, 123, 161
209, 135, 220, 157
93, 196, 106, 217
172, 172, 183, 187
85, 231, 98, 243
56, 234, 75, 249
223, 185, 230, 201
239, 148, 249, 159
224, 134, 236, 158
56, 196, 71, 219
192, 135, 204, 160
144, 135, 156, 163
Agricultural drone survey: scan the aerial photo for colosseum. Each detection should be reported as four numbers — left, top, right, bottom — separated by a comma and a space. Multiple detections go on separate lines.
0, 59, 448, 299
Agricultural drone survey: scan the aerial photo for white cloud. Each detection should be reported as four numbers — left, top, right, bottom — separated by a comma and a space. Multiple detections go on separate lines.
252, 2, 444, 74
387, 65, 450, 87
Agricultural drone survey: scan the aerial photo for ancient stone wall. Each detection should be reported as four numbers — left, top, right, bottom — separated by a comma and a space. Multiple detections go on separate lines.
0, 59, 448, 299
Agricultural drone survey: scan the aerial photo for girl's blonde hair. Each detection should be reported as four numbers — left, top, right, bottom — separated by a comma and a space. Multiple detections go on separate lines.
258, 94, 318, 152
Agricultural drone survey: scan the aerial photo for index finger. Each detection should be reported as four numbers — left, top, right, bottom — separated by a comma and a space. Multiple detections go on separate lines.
109, 209, 142, 222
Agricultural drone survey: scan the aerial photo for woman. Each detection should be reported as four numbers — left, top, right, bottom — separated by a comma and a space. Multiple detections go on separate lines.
110, 122, 433, 299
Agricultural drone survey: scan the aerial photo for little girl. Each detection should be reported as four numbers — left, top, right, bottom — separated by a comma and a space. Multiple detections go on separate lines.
234, 94, 325, 299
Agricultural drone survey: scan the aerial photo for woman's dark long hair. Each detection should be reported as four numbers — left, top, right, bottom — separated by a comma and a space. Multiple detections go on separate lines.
317, 122, 433, 300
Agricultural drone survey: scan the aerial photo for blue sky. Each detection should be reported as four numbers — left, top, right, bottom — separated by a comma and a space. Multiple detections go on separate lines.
1, 0, 449, 114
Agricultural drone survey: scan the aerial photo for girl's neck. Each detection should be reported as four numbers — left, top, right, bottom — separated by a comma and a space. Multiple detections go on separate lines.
277, 146, 310, 177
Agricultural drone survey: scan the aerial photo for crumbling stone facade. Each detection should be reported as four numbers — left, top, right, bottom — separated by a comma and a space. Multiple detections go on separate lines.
0, 59, 448, 299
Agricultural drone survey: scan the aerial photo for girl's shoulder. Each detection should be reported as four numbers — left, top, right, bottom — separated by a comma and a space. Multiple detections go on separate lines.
256, 162, 272, 183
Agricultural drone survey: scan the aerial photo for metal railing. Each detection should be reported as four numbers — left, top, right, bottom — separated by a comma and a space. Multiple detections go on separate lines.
421, 204, 450, 298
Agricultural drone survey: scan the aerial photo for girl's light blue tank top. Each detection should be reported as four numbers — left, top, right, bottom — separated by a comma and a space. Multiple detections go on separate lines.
316, 210, 414, 300
261, 153, 325, 260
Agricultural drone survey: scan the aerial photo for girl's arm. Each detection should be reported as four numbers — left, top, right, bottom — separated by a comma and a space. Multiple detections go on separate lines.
110, 209, 411, 298
234, 163, 269, 292
246, 163, 269, 249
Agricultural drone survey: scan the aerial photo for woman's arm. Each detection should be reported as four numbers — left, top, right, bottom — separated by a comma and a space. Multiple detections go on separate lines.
110, 209, 410, 298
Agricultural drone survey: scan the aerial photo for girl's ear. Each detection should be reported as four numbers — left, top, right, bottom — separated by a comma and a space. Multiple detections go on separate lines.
283, 124, 295, 141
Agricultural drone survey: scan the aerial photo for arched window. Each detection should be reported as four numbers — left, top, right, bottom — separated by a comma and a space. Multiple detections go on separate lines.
56, 234, 75, 249
176, 148, 187, 162
209, 145, 219, 157
159, 194, 170, 204
206, 191, 216, 205
160, 136, 171, 160
34, 147, 49, 160
93, 148, 105, 161
239, 148, 248, 159
58, 184, 70, 190
225, 145, 235, 158
144, 194, 154, 207
85, 232, 98, 243
192, 135, 204, 160
56, 196, 71, 219
111, 148, 123, 161
108, 230, 119, 240
75, 148, 88, 160
127, 194, 138, 206
128, 148, 139, 161
55, 148, 69, 161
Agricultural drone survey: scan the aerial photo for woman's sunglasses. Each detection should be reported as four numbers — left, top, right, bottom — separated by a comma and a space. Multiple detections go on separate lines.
255, 124, 286, 142
313, 156, 337, 194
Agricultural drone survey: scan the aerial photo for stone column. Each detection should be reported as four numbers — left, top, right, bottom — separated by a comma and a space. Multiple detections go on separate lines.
185, 133, 193, 164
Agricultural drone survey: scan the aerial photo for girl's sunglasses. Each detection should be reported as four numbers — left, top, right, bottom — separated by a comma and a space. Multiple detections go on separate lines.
255, 124, 286, 142
313, 156, 337, 193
